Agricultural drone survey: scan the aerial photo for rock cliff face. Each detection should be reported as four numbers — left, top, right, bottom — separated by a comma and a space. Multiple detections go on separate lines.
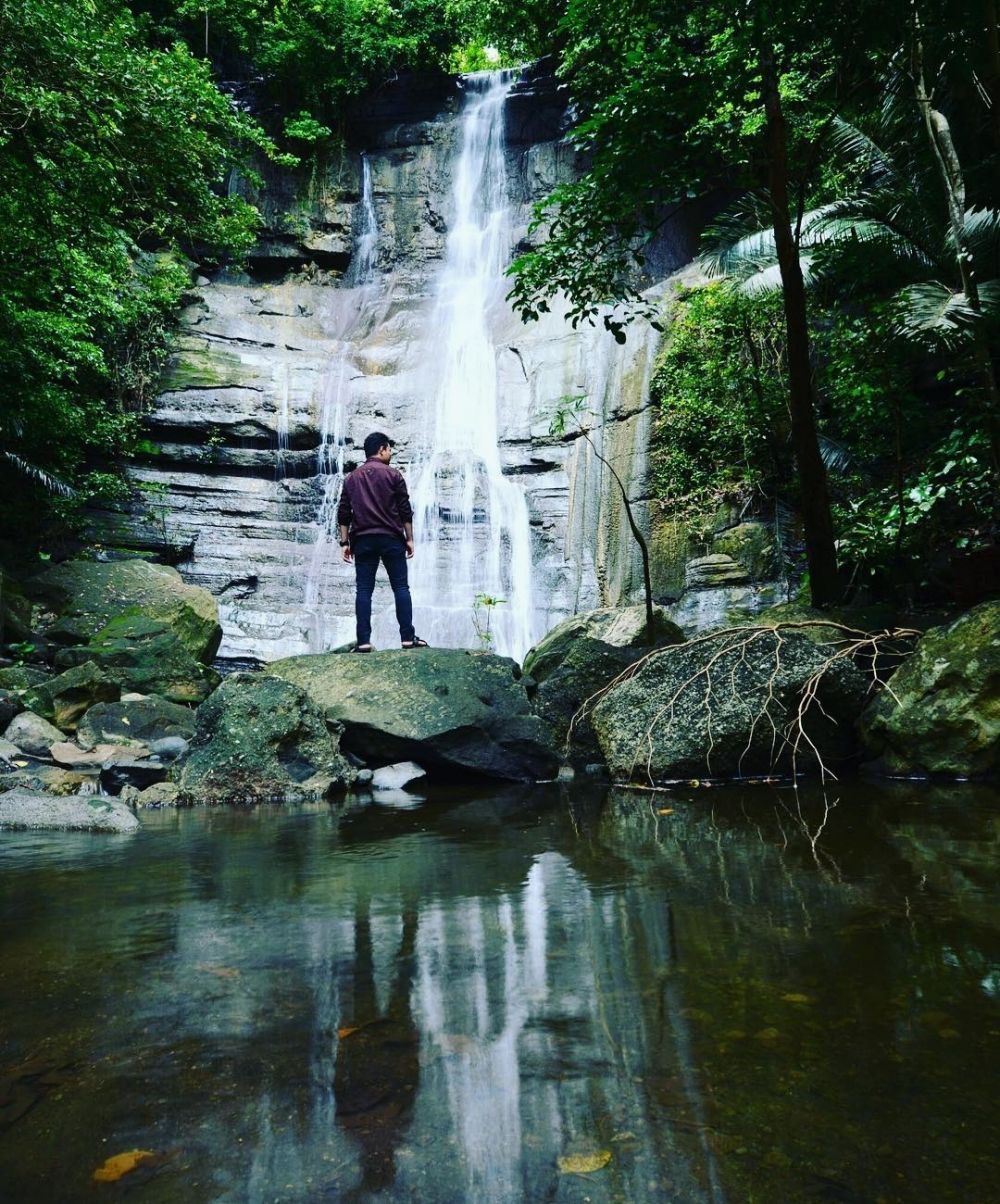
93, 66, 703, 661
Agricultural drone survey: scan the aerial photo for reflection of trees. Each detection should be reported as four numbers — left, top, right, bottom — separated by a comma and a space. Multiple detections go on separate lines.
589, 782, 1000, 1203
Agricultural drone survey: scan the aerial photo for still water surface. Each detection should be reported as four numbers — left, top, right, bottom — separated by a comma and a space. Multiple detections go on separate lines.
1, 781, 998, 1202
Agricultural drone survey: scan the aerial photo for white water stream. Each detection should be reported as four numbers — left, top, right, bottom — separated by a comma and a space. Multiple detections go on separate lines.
409, 71, 536, 660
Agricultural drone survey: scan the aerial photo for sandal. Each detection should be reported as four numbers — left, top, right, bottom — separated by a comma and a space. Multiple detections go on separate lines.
354, 643, 373, 653
401, 637, 429, 649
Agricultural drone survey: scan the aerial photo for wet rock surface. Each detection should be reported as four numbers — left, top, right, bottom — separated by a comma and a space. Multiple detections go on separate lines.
0, 789, 139, 832
861, 601, 1000, 779
592, 627, 869, 783
177, 673, 355, 802
271, 648, 559, 782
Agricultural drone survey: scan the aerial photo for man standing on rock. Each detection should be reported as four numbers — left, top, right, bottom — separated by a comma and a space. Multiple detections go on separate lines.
338, 431, 428, 651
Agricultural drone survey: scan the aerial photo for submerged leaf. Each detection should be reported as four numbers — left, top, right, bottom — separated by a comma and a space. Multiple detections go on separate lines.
92, 1150, 156, 1183
558, 1150, 612, 1174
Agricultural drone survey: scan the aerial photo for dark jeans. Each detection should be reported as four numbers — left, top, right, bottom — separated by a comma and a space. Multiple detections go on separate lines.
352, 533, 415, 645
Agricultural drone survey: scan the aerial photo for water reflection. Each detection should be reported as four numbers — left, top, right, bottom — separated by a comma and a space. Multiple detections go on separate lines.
0, 782, 998, 1201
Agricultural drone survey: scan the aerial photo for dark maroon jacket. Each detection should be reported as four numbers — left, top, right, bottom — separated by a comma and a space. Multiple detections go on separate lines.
337, 457, 413, 539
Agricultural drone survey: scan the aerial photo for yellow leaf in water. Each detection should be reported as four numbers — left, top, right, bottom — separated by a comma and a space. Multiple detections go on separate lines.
121, 716, 130, 725
12, 760, 28, 767
657, 808, 674, 815
195, 964, 240, 979
781, 993, 814, 1005
92, 1150, 156, 1183
558, 1150, 612, 1174
337, 1025, 359, 1039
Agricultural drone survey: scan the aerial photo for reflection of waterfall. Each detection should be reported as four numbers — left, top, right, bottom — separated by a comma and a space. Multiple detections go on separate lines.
410, 72, 536, 660
354, 152, 378, 283
303, 356, 349, 651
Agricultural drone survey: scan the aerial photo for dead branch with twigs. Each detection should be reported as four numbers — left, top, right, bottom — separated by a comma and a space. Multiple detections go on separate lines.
569, 620, 919, 784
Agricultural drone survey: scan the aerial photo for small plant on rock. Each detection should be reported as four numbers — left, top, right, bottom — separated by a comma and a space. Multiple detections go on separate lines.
472, 593, 505, 649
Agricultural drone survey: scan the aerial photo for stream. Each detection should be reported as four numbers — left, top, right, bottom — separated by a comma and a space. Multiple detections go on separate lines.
1, 781, 998, 1201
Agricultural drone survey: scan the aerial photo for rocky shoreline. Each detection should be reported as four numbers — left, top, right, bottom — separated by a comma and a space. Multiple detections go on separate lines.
0, 558, 996, 831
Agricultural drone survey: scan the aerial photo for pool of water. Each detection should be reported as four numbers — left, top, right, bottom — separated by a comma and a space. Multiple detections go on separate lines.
1, 779, 998, 1202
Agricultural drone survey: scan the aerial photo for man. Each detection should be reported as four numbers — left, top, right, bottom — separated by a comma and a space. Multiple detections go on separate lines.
337, 431, 428, 651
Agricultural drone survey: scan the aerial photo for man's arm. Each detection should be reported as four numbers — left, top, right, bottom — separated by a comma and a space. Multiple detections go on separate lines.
394, 469, 415, 558
337, 483, 353, 562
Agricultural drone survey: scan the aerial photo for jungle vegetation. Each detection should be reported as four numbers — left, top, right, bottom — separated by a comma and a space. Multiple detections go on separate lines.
2, 0, 997, 607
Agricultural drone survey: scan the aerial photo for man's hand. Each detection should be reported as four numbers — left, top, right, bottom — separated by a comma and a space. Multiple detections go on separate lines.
342, 544, 353, 563
405, 538, 414, 559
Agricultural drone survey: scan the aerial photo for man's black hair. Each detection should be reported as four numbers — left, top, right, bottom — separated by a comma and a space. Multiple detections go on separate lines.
363, 431, 394, 459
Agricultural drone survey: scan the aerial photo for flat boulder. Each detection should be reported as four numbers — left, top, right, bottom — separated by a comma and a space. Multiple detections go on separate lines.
861, 601, 1000, 778
271, 649, 559, 782
0, 789, 139, 833
23, 661, 119, 731
77, 695, 196, 750
29, 559, 222, 663
592, 626, 869, 783
523, 605, 684, 765
177, 674, 355, 803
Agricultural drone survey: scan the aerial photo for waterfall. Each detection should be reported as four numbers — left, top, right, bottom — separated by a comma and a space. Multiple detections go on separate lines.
354, 152, 378, 283
410, 71, 537, 661
303, 355, 350, 651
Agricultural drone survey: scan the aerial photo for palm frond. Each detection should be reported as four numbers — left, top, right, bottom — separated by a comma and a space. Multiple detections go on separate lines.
955, 208, 1000, 266
1, 452, 76, 497
818, 435, 853, 473
893, 281, 983, 348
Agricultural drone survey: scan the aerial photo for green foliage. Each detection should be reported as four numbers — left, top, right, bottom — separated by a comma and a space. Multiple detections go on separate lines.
0, 0, 275, 531
649, 286, 789, 516
284, 112, 334, 144
164, 0, 483, 130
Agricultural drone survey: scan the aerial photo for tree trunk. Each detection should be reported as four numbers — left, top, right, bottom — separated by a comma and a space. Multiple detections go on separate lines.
759, 46, 841, 607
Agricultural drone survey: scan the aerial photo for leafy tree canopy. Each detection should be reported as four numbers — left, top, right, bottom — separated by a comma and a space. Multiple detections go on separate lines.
0, 0, 280, 522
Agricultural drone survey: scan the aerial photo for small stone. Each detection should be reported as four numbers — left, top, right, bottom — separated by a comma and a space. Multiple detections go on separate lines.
372, 761, 426, 790
150, 736, 189, 762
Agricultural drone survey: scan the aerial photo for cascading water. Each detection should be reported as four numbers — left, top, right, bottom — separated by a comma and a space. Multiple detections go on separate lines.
409, 71, 536, 661
354, 152, 378, 283
303, 355, 350, 650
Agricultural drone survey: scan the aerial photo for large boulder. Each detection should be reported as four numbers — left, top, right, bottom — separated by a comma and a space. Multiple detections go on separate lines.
77, 695, 196, 750
28, 560, 222, 663
3, 710, 65, 757
860, 601, 1000, 778
177, 674, 355, 803
271, 649, 559, 782
522, 605, 684, 764
0, 789, 139, 833
61, 616, 219, 704
0, 570, 33, 643
591, 627, 869, 783
22, 661, 120, 731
